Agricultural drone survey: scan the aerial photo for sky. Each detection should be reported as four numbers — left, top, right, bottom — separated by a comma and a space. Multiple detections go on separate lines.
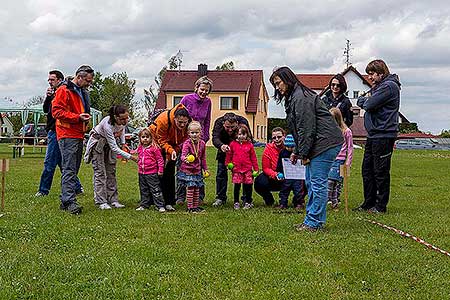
1, 0, 449, 133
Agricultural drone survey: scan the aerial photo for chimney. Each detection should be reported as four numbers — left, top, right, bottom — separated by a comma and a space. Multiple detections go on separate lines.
198, 64, 208, 77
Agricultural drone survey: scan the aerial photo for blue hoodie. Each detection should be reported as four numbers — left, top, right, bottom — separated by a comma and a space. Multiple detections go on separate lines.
357, 74, 401, 138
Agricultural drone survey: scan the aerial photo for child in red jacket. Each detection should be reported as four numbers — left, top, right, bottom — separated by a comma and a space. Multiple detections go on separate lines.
226, 124, 259, 209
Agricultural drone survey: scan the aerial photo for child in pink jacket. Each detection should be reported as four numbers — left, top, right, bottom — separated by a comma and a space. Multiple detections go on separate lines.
134, 128, 166, 212
226, 124, 259, 210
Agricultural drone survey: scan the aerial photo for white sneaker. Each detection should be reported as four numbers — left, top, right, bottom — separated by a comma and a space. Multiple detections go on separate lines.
158, 207, 166, 213
136, 206, 145, 211
165, 205, 176, 211
111, 202, 125, 208
212, 199, 224, 207
99, 203, 112, 210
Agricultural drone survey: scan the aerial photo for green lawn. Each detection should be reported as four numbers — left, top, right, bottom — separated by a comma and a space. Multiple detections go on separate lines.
1, 144, 449, 299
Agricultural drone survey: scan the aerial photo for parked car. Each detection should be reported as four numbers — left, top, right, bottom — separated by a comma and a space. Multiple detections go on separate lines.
19, 123, 47, 145
126, 126, 146, 150
394, 139, 437, 150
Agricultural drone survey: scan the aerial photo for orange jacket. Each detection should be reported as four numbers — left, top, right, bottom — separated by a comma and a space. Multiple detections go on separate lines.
149, 104, 189, 159
52, 81, 90, 140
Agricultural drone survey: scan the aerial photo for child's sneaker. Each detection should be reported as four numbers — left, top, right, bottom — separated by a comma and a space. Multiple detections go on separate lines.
111, 202, 125, 208
295, 204, 305, 211
233, 202, 240, 210
136, 206, 145, 211
175, 200, 184, 206
187, 208, 196, 213
194, 207, 205, 213
157, 207, 166, 213
99, 203, 112, 210
165, 205, 176, 211
243, 203, 254, 210
275, 204, 287, 210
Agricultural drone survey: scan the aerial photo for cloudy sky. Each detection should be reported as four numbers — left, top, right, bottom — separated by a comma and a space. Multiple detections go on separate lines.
1, 0, 449, 133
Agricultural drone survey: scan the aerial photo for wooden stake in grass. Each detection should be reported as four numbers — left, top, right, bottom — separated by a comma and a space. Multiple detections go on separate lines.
0, 158, 9, 211
340, 164, 350, 215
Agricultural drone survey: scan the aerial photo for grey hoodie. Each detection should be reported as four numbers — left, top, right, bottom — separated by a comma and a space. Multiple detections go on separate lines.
357, 74, 401, 138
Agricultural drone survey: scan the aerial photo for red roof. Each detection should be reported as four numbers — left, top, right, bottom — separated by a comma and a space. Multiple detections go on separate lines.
156, 69, 264, 113
297, 66, 372, 92
398, 132, 437, 139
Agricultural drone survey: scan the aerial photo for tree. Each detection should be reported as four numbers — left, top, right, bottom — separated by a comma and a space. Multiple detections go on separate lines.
215, 61, 235, 71
25, 95, 45, 107
440, 129, 450, 138
89, 72, 136, 117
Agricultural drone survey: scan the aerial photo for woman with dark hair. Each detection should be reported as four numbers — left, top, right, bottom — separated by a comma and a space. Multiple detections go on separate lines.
322, 74, 353, 127
270, 66, 343, 231
149, 103, 191, 211
84, 105, 138, 210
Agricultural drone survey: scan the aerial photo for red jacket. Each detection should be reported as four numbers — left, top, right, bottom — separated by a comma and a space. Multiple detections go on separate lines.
262, 142, 283, 179
52, 81, 89, 140
226, 140, 259, 173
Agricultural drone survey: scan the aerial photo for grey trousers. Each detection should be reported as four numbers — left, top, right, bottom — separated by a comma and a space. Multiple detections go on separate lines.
59, 138, 83, 206
139, 173, 164, 208
92, 145, 119, 205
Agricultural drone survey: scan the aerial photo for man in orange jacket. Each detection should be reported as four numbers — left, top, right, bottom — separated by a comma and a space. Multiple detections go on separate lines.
52, 65, 94, 214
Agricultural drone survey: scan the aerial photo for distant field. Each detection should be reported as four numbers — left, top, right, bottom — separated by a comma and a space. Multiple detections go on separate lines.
1, 144, 449, 299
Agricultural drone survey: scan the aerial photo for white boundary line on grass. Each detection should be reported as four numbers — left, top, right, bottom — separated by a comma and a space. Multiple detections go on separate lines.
359, 217, 450, 258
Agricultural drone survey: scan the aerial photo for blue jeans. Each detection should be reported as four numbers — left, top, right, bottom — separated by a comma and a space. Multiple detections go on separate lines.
59, 138, 83, 206
38, 131, 82, 195
303, 145, 341, 228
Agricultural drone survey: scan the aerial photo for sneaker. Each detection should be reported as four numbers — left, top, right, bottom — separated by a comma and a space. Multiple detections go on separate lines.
368, 207, 384, 214
99, 203, 112, 210
111, 202, 125, 208
75, 187, 85, 195
67, 202, 82, 214
158, 207, 166, 213
60, 202, 68, 211
194, 207, 205, 213
35, 191, 47, 197
212, 199, 224, 207
165, 205, 176, 211
331, 202, 339, 209
275, 204, 288, 210
136, 206, 145, 211
352, 206, 368, 212
294, 223, 318, 232
233, 202, 240, 210
243, 203, 254, 210
175, 200, 184, 206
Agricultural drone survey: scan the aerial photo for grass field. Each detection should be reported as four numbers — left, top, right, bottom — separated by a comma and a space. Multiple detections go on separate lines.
1, 144, 449, 299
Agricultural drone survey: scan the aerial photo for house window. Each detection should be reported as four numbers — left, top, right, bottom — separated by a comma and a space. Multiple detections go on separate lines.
256, 125, 260, 139
353, 91, 359, 99
173, 96, 182, 106
220, 96, 239, 110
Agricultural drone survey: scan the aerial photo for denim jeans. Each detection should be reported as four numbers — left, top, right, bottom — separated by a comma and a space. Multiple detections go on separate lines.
279, 179, 306, 207
38, 131, 82, 195
303, 145, 341, 228
59, 138, 83, 206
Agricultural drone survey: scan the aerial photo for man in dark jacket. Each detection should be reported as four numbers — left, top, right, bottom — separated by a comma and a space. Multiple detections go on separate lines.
35, 70, 83, 197
211, 112, 250, 207
356, 59, 400, 213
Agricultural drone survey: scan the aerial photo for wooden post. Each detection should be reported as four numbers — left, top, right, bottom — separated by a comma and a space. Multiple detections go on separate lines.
1, 159, 8, 211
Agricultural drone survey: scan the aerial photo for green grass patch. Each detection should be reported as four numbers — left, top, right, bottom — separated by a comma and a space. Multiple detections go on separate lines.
0, 145, 449, 299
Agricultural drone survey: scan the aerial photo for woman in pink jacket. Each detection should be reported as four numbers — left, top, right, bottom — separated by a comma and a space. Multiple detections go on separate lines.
225, 124, 259, 210
133, 128, 166, 212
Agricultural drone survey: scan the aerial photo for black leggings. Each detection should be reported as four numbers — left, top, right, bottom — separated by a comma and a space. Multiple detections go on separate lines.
234, 183, 253, 204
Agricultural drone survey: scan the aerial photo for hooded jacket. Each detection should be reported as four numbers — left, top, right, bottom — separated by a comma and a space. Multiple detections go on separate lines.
52, 80, 91, 140
285, 84, 343, 160
261, 142, 283, 179
357, 74, 401, 139
322, 91, 354, 127
149, 103, 189, 159
180, 93, 212, 143
225, 140, 259, 173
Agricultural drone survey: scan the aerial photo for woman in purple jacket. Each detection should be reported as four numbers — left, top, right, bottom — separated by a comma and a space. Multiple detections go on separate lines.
176, 76, 213, 205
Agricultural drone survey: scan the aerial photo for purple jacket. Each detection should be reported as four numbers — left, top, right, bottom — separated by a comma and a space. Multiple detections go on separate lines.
180, 93, 212, 142
179, 139, 207, 175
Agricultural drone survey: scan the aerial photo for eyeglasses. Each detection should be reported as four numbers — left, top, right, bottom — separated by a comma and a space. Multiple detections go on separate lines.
331, 83, 340, 87
272, 135, 283, 140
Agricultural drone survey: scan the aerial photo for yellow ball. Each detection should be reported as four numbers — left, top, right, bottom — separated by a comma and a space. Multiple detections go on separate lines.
186, 154, 195, 163
203, 170, 210, 178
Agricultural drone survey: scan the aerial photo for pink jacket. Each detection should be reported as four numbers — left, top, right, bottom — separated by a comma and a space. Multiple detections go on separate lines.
179, 139, 207, 175
226, 140, 259, 173
133, 145, 164, 175
335, 128, 354, 166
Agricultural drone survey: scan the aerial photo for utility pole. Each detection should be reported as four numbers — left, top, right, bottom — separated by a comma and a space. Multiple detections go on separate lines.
343, 39, 352, 68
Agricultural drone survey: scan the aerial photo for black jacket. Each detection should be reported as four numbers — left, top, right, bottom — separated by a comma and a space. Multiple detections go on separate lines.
357, 74, 401, 139
285, 84, 343, 160
322, 91, 353, 127
276, 148, 292, 173
212, 114, 250, 161
43, 81, 64, 132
